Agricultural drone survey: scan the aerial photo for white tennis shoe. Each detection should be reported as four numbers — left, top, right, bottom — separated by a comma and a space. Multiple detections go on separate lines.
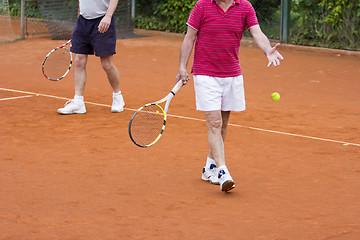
111, 93, 125, 113
57, 99, 86, 114
202, 164, 219, 185
218, 169, 235, 192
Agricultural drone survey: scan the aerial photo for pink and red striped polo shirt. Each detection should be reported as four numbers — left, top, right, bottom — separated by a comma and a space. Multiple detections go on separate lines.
187, 0, 259, 77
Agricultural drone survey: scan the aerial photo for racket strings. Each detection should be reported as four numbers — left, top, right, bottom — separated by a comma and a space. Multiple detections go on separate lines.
130, 105, 165, 146
43, 48, 71, 80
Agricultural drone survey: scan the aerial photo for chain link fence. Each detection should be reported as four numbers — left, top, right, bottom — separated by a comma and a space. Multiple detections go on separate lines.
1, 0, 18, 42
7, 0, 134, 40
5, 0, 359, 50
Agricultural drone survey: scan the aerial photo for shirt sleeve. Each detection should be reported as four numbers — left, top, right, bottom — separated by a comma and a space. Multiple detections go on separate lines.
186, 1, 202, 31
245, 2, 259, 29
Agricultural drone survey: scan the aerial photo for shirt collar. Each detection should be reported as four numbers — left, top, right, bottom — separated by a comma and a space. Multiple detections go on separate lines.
212, 0, 240, 4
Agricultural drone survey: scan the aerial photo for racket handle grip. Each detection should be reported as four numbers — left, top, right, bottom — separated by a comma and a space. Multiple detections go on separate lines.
171, 80, 183, 95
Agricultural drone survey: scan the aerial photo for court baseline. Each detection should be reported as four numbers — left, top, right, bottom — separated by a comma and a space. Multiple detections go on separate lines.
1, 87, 359, 148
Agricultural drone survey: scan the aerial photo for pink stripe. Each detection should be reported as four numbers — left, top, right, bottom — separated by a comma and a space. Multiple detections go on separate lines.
187, 0, 258, 77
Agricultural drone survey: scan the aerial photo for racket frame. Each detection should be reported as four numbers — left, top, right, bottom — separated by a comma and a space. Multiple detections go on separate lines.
128, 80, 183, 148
42, 39, 72, 81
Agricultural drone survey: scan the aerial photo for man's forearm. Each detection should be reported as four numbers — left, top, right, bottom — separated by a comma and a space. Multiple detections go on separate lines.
179, 38, 194, 70
179, 27, 197, 70
106, 0, 119, 17
250, 25, 273, 55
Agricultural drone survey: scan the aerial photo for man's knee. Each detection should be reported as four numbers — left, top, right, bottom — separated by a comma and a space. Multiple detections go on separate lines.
101, 57, 116, 73
207, 119, 222, 130
74, 55, 87, 69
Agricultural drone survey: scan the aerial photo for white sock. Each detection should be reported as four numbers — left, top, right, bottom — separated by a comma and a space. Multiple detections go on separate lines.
206, 157, 216, 169
74, 95, 84, 103
113, 91, 122, 96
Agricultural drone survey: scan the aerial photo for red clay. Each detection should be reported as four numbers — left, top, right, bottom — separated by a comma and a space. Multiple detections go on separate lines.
0, 29, 359, 240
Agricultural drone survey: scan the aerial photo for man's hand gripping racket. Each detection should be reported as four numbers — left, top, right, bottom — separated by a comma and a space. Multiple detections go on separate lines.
42, 40, 72, 81
128, 80, 184, 148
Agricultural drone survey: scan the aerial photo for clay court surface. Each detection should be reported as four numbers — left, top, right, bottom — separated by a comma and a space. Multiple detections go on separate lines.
0, 30, 359, 239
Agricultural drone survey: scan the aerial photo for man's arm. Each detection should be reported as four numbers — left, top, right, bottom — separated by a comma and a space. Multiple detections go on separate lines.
250, 25, 284, 67
98, 0, 119, 33
176, 26, 198, 85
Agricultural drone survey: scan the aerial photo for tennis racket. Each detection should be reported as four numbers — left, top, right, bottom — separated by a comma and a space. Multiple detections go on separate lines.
42, 39, 72, 81
128, 80, 183, 148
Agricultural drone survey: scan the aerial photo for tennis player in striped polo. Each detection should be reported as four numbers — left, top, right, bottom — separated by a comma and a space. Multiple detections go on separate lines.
176, 0, 283, 192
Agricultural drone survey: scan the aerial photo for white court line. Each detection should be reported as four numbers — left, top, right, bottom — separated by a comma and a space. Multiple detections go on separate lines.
0, 95, 34, 101
166, 114, 360, 147
1, 87, 359, 148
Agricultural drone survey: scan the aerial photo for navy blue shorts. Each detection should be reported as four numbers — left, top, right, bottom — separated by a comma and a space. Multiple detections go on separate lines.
70, 15, 117, 57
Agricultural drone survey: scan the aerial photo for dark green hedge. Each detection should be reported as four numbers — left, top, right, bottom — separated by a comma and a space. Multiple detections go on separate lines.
135, 0, 280, 34
291, 0, 360, 50
135, 0, 359, 50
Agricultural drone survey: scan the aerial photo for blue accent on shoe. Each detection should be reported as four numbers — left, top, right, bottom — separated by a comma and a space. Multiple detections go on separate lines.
218, 169, 225, 178
209, 163, 216, 170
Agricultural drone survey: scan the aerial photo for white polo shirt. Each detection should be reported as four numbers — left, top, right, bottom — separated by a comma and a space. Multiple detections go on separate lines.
80, 0, 110, 19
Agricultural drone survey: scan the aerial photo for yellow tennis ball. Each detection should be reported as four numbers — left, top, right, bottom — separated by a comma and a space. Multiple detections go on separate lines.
156, 111, 159, 114
271, 92, 280, 102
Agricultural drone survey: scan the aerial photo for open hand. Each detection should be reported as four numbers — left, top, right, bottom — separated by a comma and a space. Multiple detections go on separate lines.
267, 43, 284, 67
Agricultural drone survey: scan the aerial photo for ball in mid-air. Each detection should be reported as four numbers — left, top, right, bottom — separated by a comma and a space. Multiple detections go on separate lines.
156, 110, 159, 114
271, 92, 280, 102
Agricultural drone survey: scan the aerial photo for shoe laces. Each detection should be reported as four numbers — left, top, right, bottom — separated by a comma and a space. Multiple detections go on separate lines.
64, 99, 83, 108
63, 99, 74, 107
113, 95, 123, 105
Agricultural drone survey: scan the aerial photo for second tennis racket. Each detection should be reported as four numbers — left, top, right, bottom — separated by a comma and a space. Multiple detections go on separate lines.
42, 39, 72, 81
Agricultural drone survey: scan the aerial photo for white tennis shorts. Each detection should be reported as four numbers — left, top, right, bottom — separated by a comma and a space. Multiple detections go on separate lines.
193, 75, 246, 112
